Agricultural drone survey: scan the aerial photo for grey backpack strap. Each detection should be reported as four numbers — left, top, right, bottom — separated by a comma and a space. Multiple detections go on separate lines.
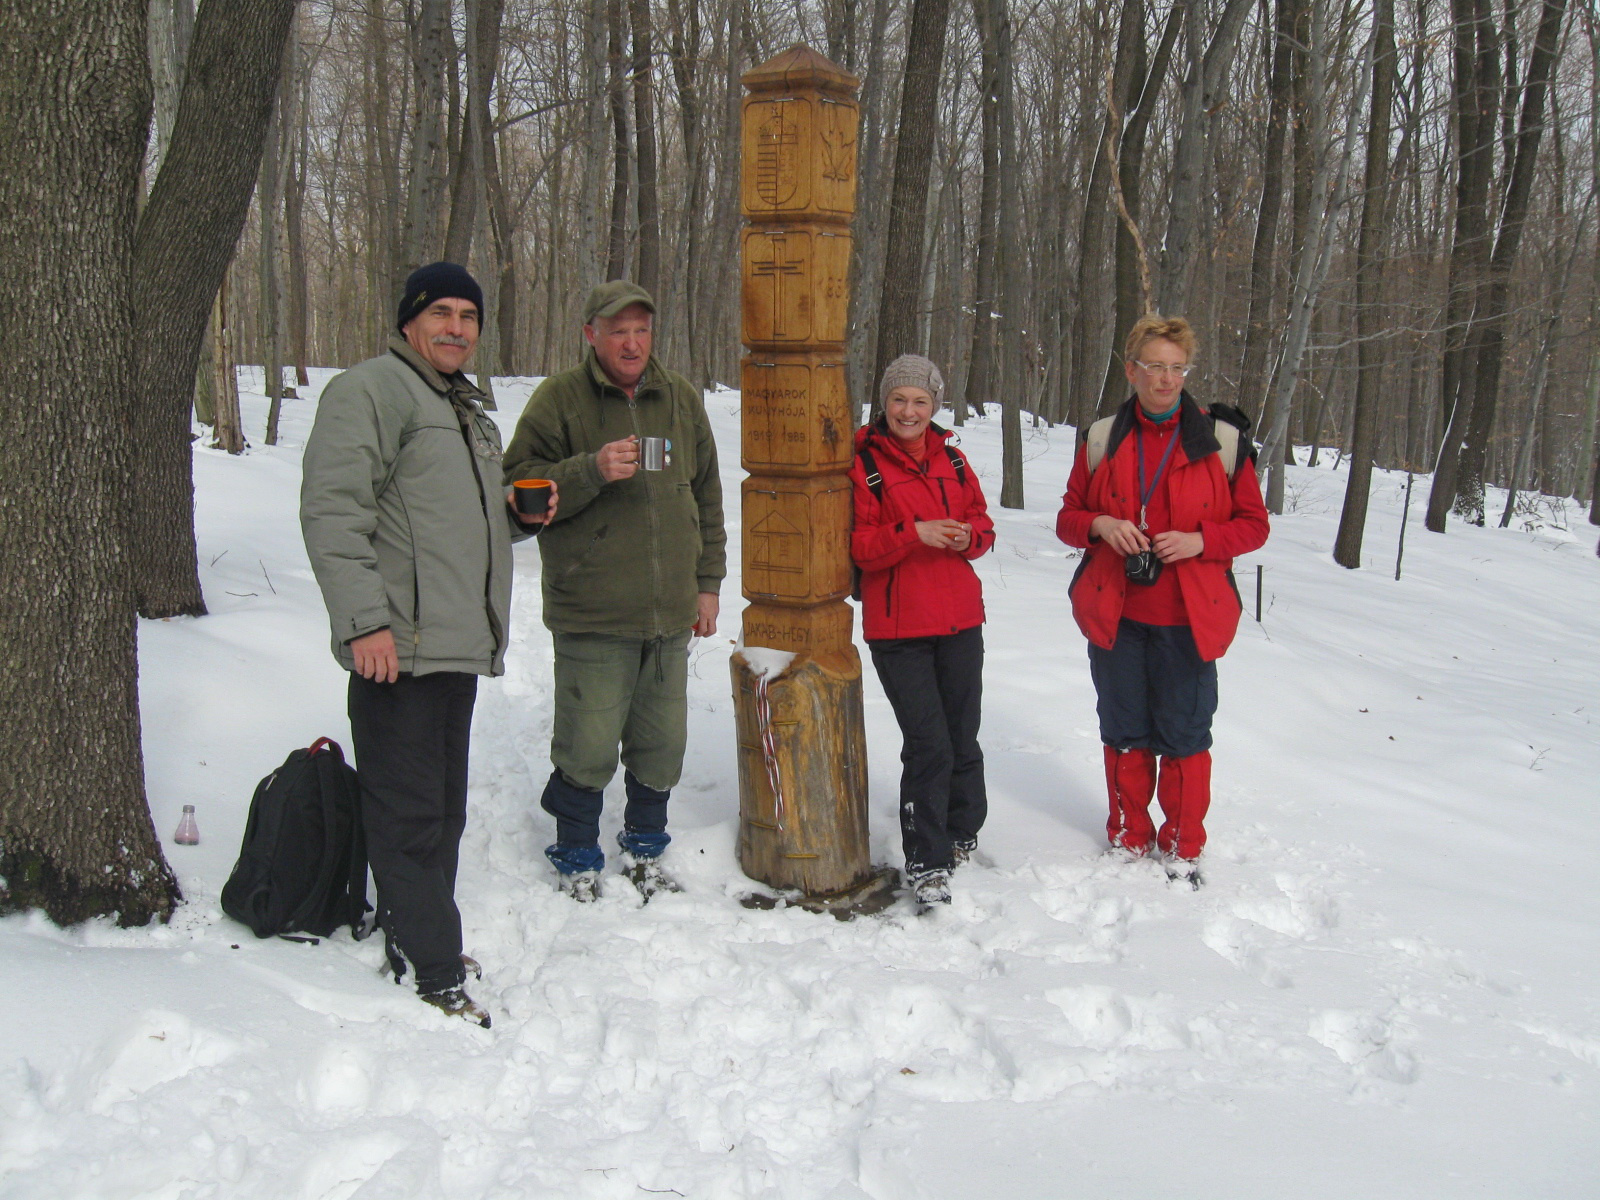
1088, 411, 1240, 477
1085, 415, 1115, 474
1213, 420, 1240, 478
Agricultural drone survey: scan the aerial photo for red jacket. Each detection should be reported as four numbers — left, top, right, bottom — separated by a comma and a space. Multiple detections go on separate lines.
1056, 396, 1269, 661
850, 421, 995, 641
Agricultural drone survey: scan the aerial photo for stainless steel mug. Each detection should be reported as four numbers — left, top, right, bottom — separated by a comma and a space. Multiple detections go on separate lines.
639, 436, 668, 471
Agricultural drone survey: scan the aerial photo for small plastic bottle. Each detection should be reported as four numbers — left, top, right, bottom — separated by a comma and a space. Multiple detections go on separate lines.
174, 805, 199, 846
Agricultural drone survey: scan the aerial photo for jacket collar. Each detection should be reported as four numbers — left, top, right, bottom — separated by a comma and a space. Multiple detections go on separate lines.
858, 416, 954, 471
388, 334, 487, 408
584, 347, 665, 400
1104, 391, 1219, 465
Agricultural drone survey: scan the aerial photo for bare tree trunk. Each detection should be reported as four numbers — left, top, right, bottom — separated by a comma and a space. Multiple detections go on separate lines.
580, 0, 610, 286
1425, 0, 1502, 531
1259, 5, 1372, 489
1333, 0, 1397, 568
606, 0, 631, 280
0, 0, 181, 928
1098, 1, 1181, 416
1500, 230, 1582, 522
667, 0, 709, 386
1072, 0, 1139, 432
1158, 0, 1254, 314
399, 0, 451, 276
966, 0, 1002, 418
872, 0, 953, 394
846, 0, 897, 414
995, 0, 1024, 508
629, 0, 660, 296
1237, 0, 1301, 419
1453, 0, 1570, 523
261, 32, 296, 446
146, 0, 195, 181
284, 16, 310, 395
210, 269, 245, 455
129, 0, 299, 618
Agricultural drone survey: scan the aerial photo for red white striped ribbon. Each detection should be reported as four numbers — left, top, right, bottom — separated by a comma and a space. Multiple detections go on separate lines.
752, 673, 786, 831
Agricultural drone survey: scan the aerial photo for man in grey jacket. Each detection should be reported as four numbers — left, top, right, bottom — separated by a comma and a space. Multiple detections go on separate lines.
301, 261, 552, 1027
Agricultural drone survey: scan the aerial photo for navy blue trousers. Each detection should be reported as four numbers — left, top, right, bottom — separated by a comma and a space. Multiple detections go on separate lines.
1087, 619, 1216, 758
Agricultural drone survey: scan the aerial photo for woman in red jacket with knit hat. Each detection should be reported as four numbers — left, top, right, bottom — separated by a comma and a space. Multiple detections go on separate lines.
1057, 316, 1268, 887
851, 355, 996, 909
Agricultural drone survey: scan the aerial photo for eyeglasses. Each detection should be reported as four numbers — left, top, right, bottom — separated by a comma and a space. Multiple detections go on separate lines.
1133, 361, 1195, 378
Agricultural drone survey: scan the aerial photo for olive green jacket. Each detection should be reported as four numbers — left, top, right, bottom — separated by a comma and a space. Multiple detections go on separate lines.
301, 337, 533, 676
502, 351, 726, 635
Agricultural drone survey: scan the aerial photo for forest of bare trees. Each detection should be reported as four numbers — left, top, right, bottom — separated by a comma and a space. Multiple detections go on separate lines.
4, 0, 1597, 924
212, 0, 1600, 541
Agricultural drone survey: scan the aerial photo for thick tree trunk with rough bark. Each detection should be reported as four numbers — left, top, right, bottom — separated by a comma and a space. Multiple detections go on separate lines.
0, 0, 181, 927
872, 0, 953, 392
129, 0, 299, 618
1426, 0, 1501, 532
399, 0, 451, 277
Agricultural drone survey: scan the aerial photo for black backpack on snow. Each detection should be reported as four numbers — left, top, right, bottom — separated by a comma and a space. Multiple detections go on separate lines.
221, 737, 370, 940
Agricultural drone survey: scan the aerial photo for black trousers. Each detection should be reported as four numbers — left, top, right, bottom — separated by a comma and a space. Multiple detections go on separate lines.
869, 625, 987, 876
347, 670, 477, 993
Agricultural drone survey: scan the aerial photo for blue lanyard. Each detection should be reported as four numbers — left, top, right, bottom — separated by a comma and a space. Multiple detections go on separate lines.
1136, 420, 1181, 531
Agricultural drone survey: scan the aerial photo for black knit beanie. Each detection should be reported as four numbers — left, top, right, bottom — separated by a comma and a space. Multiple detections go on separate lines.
396, 261, 485, 332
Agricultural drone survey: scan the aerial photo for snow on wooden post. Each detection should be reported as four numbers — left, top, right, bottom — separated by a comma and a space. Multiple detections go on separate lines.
731, 46, 894, 911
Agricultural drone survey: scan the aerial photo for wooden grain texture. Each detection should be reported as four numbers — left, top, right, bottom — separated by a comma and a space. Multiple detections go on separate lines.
741, 474, 854, 605
741, 353, 854, 476
740, 225, 852, 349
735, 46, 873, 898
733, 652, 871, 896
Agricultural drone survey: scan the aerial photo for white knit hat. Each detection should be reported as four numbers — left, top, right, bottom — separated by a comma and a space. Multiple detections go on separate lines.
879, 354, 946, 409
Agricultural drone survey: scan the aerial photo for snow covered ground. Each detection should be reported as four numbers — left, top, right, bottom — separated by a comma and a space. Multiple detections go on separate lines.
2, 366, 1596, 1200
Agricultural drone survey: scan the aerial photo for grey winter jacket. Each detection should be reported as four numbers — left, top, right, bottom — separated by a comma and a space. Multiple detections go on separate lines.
502, 350, 726, 636
301, 337, 532, 676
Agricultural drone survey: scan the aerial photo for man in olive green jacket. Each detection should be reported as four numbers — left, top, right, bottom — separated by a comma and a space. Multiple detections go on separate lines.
302, 262, 552, 1026
502, 281, 726, 901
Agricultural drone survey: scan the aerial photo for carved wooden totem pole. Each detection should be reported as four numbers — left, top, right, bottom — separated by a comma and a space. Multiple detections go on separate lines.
731, 46, 894, 910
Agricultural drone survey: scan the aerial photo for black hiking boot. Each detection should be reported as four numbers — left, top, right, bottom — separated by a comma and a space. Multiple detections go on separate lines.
419, 985, 491, 1028
910, 870, 952, 913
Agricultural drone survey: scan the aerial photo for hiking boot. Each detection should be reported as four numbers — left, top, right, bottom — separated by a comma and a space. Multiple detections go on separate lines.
622, 855, 683, 902
419, 986, 491, 1028
910, 870, 951, 912
952, 838, 978, 867
460, 954, 482, 981
1164, 856, 1204, 890
559, 869, 603, 903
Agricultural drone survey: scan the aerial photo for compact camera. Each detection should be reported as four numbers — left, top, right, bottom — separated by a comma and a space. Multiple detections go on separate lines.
1124, 549, 1163, 586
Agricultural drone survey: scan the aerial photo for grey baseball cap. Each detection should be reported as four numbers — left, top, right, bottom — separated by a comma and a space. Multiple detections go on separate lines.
582, 280, 656, 325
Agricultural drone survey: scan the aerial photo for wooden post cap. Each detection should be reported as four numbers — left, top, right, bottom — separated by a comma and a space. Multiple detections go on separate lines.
741, 44, 860, 96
